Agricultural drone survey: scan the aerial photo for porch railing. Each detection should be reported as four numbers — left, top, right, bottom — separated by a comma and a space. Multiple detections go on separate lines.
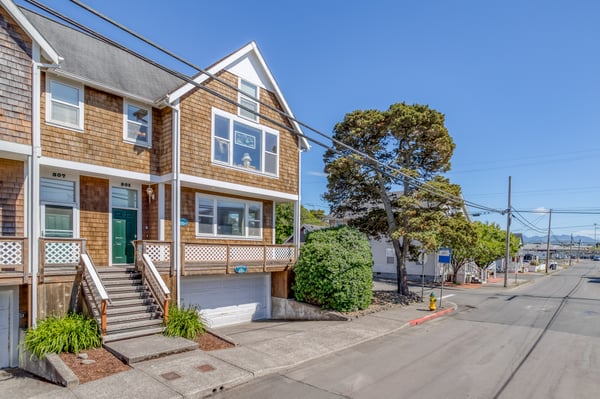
133, 240, 174, 277
40, 238, 86, 281
182, 242, 296, 275
140, 253, 170, 322
81, 252, 110, 334
0, 237, 28, 278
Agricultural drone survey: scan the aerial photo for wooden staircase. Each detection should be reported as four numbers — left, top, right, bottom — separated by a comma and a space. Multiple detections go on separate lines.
91, 266, 165, 343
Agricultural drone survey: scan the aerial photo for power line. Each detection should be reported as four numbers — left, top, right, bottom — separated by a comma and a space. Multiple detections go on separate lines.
26, 0, 504, 215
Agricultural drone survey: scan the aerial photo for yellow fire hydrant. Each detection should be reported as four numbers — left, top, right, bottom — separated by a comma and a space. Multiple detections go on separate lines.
429, 292, 437, 311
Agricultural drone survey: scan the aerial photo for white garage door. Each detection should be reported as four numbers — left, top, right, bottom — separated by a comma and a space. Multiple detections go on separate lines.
0, 288, 18, 368
181, 273, 271, 328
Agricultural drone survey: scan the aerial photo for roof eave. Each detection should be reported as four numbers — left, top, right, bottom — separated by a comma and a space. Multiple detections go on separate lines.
1, 0, 61, 64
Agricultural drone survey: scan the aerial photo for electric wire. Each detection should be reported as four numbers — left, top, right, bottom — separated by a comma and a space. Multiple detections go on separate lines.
25, 0, 505, 215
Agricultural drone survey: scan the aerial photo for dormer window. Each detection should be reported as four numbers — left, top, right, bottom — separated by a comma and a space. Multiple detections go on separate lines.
123, 102, 152, 147
238, 79, 259, 122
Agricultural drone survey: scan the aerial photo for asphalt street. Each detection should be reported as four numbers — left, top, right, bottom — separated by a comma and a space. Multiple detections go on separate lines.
214, 262, 600, 399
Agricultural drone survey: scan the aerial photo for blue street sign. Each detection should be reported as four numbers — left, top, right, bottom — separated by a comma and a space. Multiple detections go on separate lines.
438, 248, 451, 264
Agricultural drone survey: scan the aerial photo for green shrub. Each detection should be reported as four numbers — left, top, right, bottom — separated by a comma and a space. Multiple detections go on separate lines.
23, 313, 101, 359
293, 226, 373, 312
163, 304, 206, 339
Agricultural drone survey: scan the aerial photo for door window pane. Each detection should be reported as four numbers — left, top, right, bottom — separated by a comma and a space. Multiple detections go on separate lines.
45, 205, 73, 238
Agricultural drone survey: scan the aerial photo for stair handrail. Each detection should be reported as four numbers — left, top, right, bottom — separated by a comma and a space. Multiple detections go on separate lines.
141, 253, 170, 321
81, 253, 110, 334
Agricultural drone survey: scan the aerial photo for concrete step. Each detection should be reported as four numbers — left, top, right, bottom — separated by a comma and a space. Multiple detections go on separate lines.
103, 335, 199, 364
102, 326, 165, 344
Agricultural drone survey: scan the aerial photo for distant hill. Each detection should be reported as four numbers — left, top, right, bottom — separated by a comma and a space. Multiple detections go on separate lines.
522, 235, 594, 245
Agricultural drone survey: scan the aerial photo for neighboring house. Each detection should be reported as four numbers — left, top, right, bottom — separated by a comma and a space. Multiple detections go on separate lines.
0, 0, 307, 367
283, 224, 328, 244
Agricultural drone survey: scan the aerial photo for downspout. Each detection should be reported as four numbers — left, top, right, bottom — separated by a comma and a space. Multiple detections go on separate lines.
30, 48, 60, 326
295, 137, 303, 256
163, 99, 181, 306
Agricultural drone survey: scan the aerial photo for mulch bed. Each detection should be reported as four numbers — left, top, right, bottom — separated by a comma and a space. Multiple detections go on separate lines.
59, 331, 233, 384
59, 347, 131, 384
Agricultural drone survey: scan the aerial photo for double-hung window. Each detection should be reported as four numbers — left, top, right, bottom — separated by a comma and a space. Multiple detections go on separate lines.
46, 78, 84, 130
124, 102, 152, 146
196, 194, 262, 238
212, 109, 279, 176
238, 79, 259, 122
41, 177, 77, 238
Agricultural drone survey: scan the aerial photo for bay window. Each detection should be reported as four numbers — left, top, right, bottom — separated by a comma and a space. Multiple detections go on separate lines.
196, 194, 262, 238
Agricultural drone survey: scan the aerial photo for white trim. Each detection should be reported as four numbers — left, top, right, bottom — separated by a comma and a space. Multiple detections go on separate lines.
181, 173, 298, 202
0, 0, 61, 64
158, 183, 165, 241
123, 100, 152, 148
39, 156, 164, 183
0, 140, 32, 158
45, 75, 84, 131
166, 41, 308, 150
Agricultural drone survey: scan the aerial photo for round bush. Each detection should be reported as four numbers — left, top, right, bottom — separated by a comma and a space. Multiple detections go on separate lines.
293, 226, 373, 312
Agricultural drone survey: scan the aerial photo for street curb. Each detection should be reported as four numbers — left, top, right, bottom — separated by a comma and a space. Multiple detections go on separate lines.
408, 305, 456, 326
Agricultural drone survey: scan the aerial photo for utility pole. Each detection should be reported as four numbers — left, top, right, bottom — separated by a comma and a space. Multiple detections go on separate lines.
569, 234, 573, 268
504, 176, 512, 288
545, 209, 552, 274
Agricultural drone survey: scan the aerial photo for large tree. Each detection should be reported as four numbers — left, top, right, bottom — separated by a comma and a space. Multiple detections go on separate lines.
275, 203, 328, 244
472, 222, 520, 271
324, 103, 456, 295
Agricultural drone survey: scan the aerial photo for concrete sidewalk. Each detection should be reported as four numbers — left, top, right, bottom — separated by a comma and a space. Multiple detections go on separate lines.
0, 298, 458, 399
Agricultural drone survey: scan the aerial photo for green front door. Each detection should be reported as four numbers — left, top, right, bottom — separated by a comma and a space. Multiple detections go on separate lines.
112, 208, 137, 264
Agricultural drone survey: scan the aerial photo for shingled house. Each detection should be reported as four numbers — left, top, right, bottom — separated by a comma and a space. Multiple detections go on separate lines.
0, 0, 307, 367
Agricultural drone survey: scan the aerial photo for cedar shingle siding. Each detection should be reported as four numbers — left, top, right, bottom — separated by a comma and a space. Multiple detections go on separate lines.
0, 7, 32, 145
0, 158, 25, 236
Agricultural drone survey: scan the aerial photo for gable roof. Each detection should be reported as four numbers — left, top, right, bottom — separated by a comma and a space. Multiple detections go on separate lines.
19, 6, 184, 104
1, 0, 59, 63
168, 41, 309, 150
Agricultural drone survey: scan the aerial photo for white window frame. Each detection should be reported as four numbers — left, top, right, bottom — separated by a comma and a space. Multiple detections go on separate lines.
211, 108, 279, 177
238, 78, 259, 122
123, 101, 152, 147
45, 76, 84, 131
196, 193, 263, 239
40, 174, 80, 238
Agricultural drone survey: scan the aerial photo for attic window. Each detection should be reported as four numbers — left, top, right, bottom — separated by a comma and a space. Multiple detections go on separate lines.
124, 102, 152, 147
238, 79, 259, 122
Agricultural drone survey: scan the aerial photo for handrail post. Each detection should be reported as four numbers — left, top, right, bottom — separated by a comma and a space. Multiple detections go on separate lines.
180, 242, 185, 276
100, 299, 107, 335
39, 238, 45, 283
263, 245, 267, 272
163, 297, 169, 322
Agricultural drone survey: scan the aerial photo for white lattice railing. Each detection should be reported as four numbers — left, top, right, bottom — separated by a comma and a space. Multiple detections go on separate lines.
182, 242, 296, 273
40, 238, 85, 279
134, 241, 174, 276
0, 237, 27, 274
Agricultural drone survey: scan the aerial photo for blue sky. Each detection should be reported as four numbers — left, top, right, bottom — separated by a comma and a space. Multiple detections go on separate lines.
20, 0, 600, 240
